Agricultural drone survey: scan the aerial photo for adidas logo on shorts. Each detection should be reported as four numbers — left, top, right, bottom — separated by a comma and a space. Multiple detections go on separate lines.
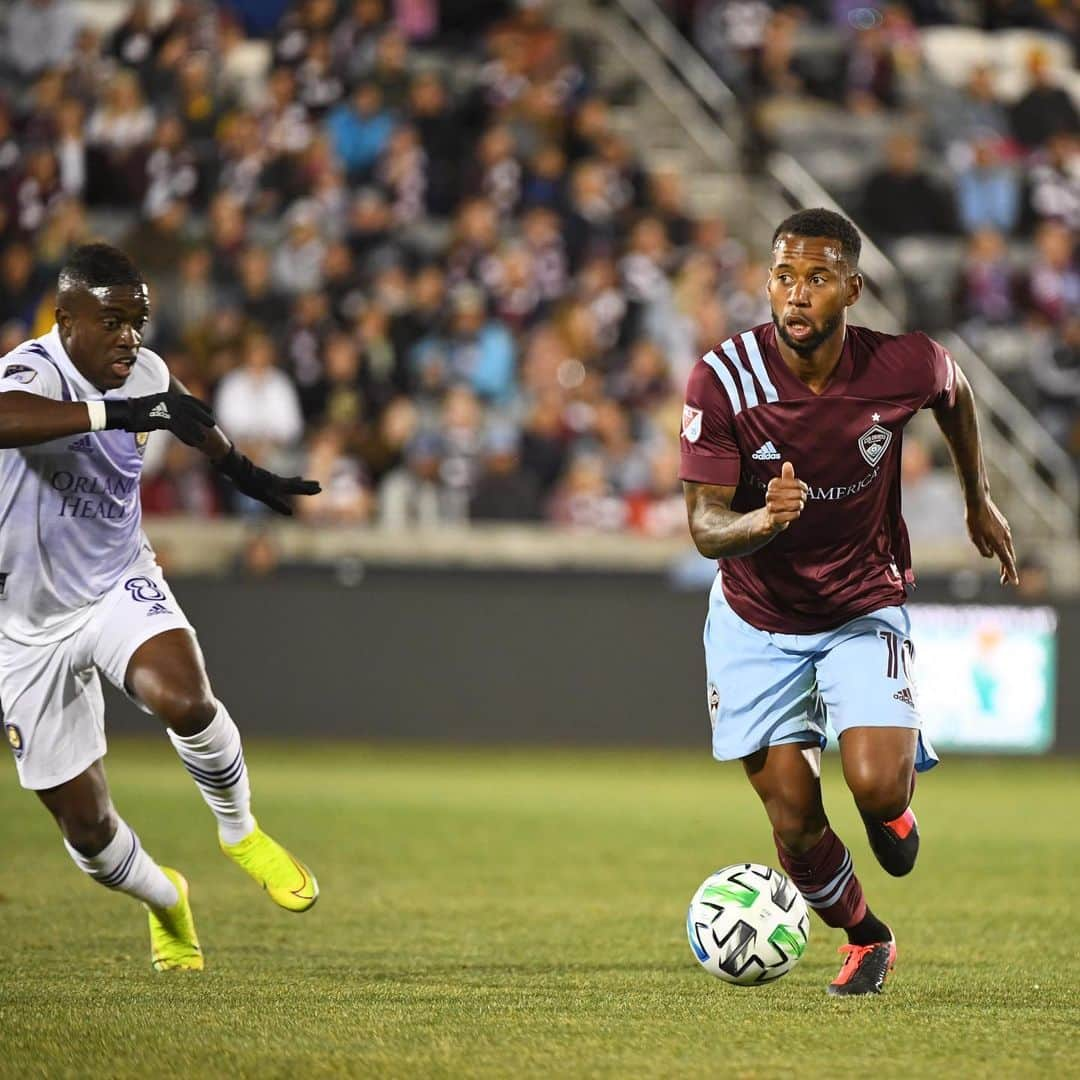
146, 602, 172, 616
893, 687, 915, 707
752, 440, 781, 461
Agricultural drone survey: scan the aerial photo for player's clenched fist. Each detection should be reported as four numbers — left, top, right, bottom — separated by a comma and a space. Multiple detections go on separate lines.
764, 461, 808, 532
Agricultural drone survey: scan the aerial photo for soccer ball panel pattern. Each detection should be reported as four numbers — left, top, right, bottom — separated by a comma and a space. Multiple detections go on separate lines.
687, 863, 809, 985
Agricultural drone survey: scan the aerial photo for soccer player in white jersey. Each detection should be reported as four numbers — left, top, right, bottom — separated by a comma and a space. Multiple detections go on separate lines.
0, 244, 322, 971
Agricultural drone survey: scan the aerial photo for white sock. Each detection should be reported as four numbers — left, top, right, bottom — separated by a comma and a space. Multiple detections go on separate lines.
65, 818, 178, 910
168, 701, 255, 845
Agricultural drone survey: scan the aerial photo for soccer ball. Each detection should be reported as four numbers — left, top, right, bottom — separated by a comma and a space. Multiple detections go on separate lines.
687, 863, 809, 985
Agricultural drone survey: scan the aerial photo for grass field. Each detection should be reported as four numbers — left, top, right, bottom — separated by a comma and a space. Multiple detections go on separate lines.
1, 741, 1077, 1079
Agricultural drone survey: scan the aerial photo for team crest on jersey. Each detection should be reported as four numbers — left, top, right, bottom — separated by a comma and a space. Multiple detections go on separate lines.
5, 723, 24, 758
135, 431, 150, 457
125, 576, 167, 603
2, 363, 37, 384
858, 424, 892, 467
682, 405, 703, 443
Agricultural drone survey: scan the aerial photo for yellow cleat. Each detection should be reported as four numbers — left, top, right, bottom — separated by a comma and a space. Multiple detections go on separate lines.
220, 820, 318, 913
148, 867, 204, 972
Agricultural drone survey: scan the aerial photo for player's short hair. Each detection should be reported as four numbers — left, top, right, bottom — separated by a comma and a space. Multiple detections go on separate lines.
58, 243, 144, 294
771, 208, 861, 268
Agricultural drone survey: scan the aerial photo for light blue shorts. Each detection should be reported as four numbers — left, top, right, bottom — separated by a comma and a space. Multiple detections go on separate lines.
703, 575, 938, 771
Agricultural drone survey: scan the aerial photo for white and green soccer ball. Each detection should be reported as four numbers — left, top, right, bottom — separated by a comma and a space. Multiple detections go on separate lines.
687, 863, 809, 985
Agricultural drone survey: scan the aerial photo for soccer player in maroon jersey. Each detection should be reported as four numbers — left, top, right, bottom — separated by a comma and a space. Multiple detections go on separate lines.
680, 208, 1018, 995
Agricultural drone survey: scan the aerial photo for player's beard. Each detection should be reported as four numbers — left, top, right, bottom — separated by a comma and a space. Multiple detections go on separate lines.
772, 309, 845, 356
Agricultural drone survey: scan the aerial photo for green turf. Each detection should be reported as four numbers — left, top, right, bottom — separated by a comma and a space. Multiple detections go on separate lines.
1, 742, 1077, 1079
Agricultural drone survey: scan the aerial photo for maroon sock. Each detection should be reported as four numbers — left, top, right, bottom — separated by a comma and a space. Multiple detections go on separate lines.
774, 827, 867, 929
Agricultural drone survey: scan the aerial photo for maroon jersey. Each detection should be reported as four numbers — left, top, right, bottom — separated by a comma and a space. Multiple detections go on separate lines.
679, 322, 957, 633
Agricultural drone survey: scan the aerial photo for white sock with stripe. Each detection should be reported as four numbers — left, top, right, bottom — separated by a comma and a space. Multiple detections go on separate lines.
65, 818, 178, 909
168, 701, 255, 845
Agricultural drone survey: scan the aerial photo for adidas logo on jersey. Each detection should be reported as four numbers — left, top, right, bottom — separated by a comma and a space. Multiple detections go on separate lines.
752, 440, 781, 461
149, 402, 171, 420
67, 435, 94, 453
893, 687, 915, 707
145, 603, 172, 616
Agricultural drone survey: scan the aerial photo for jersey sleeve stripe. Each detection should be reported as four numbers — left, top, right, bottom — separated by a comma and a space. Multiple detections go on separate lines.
740, 331, 779, 403
702, 349, 744, 416
719, 338, 759, 409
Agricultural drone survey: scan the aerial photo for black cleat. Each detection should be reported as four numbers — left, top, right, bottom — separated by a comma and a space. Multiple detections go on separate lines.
861, 807, 919, 877
827, 937, 896, 996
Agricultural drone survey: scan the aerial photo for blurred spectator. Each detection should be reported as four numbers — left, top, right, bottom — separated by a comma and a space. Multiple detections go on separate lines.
54, 99, 87, 199
1020, 221, 1080, 327
933, 65, 1012, 161
324, 81, 394, 180
331, 0, 388, 85
470, 422, 543, 521
141, 440, 221, 516
296, 426, 371, 524
548, 452, 626, 530
237, 245, 286, 335
955, 137, 1021, 234
6, 0, 78, 78
845, 21, 900, 113
109, 0, 156, 79
861, 131, 956, 238
1029, 316, 1080, 450
410, 285, 516, 403
900, 437, 967, 547
86, 69, 155, 204
1010, 48, 1079, 150
122, 199, 191, 277
0, 241, 46, 329
272, 200, 327, 294
954, 230, 1017, 327
1025, 132, 1079, 232
378, 429, 454, 528
214, 330, 305, 454
143, 115, 202, 217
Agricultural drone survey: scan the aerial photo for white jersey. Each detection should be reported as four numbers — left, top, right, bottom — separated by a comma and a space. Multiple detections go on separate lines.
0, 326, 170, 645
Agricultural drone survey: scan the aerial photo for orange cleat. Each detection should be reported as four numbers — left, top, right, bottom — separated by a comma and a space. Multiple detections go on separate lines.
827, 936, 897, 996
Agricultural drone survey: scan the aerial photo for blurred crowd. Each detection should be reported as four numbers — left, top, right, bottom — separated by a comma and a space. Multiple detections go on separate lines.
677, 0, 1079, 471
0, 0, 1074, 539
0, 0, 752, 534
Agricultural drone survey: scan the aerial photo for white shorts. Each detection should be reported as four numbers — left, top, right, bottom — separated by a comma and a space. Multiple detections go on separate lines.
0, 561, 194, 790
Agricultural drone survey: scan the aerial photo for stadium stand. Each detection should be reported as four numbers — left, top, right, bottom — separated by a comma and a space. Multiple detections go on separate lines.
0, 0, 1075, 567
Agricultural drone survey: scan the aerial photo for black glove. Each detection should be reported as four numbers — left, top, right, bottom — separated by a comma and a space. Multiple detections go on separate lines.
214, 445, 321, 516
105, 393, 215, 447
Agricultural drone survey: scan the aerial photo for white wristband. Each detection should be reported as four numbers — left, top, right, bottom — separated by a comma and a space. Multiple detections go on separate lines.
86, 400, 107, 432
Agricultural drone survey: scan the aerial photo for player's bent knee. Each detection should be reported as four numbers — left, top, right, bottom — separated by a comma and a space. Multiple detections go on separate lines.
847, 767, 910, 822
151, 690, 218, 736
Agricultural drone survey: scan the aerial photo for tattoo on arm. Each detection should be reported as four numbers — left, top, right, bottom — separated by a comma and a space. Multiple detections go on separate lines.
683, 481, 775, 559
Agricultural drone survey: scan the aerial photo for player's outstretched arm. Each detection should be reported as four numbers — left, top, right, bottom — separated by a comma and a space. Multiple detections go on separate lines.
0, 388, 214, 448
169, 376, 321, 517
684, 463, 807, 559
932, 366, 1019, 586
